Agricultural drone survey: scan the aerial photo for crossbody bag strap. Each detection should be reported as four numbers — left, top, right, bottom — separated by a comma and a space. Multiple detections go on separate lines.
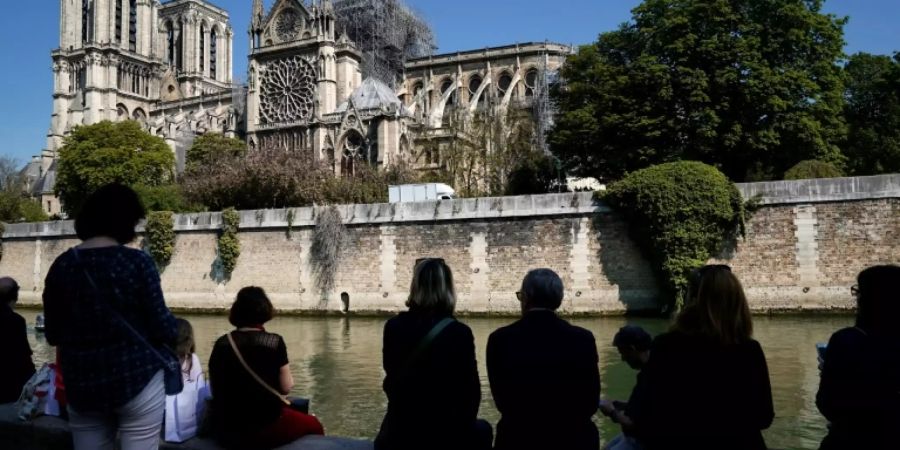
226, 332, 291, 406
403, 317, 456, 371
71, 247, 172, 368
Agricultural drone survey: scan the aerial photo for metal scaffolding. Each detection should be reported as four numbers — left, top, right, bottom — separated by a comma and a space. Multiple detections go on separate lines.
333, 0, 436, 86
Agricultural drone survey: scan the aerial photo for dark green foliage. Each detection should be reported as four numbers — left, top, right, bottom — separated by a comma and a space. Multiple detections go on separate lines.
218, 208, 241, 278
185, 134, 248, 173
55, 121, 175, 217
505, 152, 561, 196
133, 184, 199, 213
145, 211, 175, 268
551, 0, 848, 182
843, 53, 900, 176
310, 206, 345, 299
0, 156, 49, 223
784, 160, 844, 180
603, 161, 745, 309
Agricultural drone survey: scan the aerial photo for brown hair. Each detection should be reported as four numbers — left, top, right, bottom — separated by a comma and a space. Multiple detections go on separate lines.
675, 267, 753, 345
175, 318, 195, 371
406, 258, 456, 317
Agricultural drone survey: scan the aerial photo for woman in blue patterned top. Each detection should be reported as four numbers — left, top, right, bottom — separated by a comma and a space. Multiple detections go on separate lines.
43, 184, 178, 450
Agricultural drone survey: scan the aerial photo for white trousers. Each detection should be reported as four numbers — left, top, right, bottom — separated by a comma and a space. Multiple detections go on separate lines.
68, 370, 165, 450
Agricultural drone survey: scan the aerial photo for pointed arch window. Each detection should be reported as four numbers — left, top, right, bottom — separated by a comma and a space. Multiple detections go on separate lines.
199, 24, 206, 73
129, 0, 138, 52
210, 28, 218, 80
115, 0, 123, 44
166, 21, 175, 67
82, 0, 93, 44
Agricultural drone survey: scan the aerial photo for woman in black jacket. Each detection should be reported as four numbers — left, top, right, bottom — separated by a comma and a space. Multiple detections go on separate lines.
374, 258, 491, 450
627, 265, 774, 450
817, 265, 900, 450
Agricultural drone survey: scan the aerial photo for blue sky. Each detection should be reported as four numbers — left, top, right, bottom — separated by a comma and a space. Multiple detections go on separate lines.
1, 0, 898, 163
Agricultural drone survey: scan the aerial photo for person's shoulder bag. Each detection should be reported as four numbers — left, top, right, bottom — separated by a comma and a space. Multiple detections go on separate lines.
226, 332, 309, 414
71, 247, 183, 396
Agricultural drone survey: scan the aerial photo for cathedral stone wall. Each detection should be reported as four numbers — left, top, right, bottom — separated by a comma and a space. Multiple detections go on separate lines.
4, 176, 898, 315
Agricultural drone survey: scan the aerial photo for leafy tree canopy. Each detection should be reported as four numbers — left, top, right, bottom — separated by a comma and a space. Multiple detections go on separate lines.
784, 159, 844, 180
55, 121, 175, 216
551, 0, 848, 182
842, 52, 900, 176
185, 133, 248, 173
0, 156, 49, 223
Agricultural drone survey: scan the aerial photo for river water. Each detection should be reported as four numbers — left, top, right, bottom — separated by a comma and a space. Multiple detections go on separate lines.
21, 311, 848, 450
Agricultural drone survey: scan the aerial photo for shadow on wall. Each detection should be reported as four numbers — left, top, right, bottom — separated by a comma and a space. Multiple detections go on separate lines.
592, 212, 662, 314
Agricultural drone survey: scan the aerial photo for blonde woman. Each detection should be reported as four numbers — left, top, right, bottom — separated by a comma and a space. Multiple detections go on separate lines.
374, 258, 491, 450
627, 266, 774, 450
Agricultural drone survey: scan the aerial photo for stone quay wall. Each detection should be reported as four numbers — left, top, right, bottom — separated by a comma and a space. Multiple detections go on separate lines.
2, 175, 898, 315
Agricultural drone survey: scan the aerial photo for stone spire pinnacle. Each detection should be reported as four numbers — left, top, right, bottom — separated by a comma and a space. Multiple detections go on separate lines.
251, 0, 265, 30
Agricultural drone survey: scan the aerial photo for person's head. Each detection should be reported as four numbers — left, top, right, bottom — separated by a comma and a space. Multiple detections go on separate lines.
613, 325, 652, 370
229, 286, 275, 328
407, 258, 456, 317
854, 265, 900, 335
676, 265, 753, 346
174, 318, 195, 364
518, 269, 564, 312
75, 183, 146, 244
0, 277, 20, 307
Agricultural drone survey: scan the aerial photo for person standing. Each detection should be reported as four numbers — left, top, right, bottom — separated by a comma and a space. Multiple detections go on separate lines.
374, 258, 491, 450
817, 265, 900, 450
42, 184, 178, 450
0, 277, 35, 404
487, 269, 601, 450
627, 265, 774, 450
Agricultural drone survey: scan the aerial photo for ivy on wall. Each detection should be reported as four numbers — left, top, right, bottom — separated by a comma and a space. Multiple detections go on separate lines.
601, 161, 746, 311
0, 222, 5, 263
310, 206, 345, 300
145, 211, 176, 269
218, 208, 241, 278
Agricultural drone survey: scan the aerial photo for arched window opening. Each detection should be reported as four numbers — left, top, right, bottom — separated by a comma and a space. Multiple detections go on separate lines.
115, 0, 123, 44
210, 28, 218, 80
132, 108, 147, 123
166, 21, 175, 67
341, 131, 365, 177
497, 73, 513, 99
468, 75, 484, 108
117, 104, 129, 119
441, 79, 456, 106
129, 0, 138, 52
82, 0, 94, 44
525, 69, 539, 98
176, 21, 184, 71
199, 24, 206, 73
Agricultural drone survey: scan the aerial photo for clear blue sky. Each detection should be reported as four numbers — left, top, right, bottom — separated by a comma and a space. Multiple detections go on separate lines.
1, 0, 898, 163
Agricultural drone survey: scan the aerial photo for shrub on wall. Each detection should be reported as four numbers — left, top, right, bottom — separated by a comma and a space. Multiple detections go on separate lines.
784, 160, 844, 180
602, 161, 745, 310
310, 206, 345, 300
218, 208, 241, 278
145, 211, 175, 268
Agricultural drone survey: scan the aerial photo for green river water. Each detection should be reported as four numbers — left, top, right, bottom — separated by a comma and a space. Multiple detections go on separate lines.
21, 311, 848, 450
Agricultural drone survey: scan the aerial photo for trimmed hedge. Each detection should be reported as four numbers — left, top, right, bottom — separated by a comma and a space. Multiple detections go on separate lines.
602, 161, 745, 310
784, 160, 844, 180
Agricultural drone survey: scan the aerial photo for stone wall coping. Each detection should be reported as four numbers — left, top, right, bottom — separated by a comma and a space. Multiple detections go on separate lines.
2, 192, 604, 239
737, 174, 900, 205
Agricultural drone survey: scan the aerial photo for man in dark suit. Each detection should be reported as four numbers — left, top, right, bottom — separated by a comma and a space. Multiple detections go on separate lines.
487, 269, 601, 450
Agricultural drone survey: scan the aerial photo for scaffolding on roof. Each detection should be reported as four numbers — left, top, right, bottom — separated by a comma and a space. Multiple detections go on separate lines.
332, 0, 436, 87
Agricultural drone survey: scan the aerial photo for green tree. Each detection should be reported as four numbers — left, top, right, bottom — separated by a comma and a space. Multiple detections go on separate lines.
505, 152, 560, 196
55, 121, 175, 216
603, 161, 745, 309
551, 0, 848, 182
0, 156, 49, 223
784, 160, 844, 180
185, 133, 247, 173
842, 52, 900, 175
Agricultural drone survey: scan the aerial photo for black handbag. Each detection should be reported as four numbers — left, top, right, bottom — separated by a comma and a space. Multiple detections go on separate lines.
71, 247, 184, 396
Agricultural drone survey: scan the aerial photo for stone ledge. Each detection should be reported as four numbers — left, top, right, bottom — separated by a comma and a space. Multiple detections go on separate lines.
0, 403, 372, 450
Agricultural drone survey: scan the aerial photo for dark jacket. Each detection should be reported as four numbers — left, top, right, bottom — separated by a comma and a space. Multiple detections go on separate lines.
0, 305, 35, 403
627, 331, 774, 450
375, 312, 482, 450
487, 310, 600, 450
817, 327, 900, 450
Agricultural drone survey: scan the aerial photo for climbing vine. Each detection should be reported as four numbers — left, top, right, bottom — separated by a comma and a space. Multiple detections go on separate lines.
602, 161, 745, 312
0, 222, 5, 263
145, 211, 175, 268
218, 208, 241, 278
310, 206, 345, 299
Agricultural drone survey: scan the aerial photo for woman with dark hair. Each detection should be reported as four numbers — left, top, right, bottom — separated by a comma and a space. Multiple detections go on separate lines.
42, 183, 178, 450
374, 258, 491, 450
627, 265, 774, 450
208, 287, 323, 449
817, 265, 900, 450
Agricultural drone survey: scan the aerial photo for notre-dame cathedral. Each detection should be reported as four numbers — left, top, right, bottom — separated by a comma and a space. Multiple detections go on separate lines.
27, 0, 571, 215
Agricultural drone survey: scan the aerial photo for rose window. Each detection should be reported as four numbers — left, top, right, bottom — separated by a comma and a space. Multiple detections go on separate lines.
259, 56, 317, 124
